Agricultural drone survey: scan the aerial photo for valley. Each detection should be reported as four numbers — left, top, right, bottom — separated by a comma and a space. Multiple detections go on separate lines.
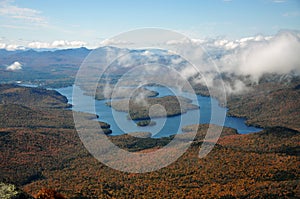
0, 83, 299, 198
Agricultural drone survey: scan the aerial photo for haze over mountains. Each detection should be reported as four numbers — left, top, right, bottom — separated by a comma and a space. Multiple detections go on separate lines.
1, 30, 300, 134
1, 30, 300, 96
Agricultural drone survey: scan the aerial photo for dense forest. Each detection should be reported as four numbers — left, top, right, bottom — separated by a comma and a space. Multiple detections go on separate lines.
0, 84, 299, 198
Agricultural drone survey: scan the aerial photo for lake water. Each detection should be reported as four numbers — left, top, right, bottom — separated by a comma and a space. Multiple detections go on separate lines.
56, 85, 262, 138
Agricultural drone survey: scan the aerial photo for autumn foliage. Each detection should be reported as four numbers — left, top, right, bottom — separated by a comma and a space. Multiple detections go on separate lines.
0, 84, 299, 198
35, 188, 65, 199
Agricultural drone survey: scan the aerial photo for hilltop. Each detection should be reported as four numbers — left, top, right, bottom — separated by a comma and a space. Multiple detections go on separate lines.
107, 95, 199, 120
0, 84, 70, 109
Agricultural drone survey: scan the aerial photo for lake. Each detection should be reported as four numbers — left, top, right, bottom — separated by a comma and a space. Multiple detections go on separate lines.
56, 85, 262, 138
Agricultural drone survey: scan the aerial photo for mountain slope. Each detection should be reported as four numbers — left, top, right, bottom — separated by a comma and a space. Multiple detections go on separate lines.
227, 79, 300, 131
0, 84, 70, 108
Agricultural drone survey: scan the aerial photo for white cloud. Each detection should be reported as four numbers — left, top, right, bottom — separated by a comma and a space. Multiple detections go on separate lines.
0, 39, 88, 50
164, 30, 300, 94
211, 35, 272, 50
141, 50, 152, 56
214, 39, 239, 50
51, 40, 86, 48
166, 37, 193, 45
171, 57, 184, 65
224, 79, 249, 95
52, 40, 68, 47
69, 40, 87, 47
0, 43, 6, 49
27, 40, 87, 49
5, 44, 25, 51
6, 61, 22, 70
224, 41, 239, 50
166, 35, 272, 52
214, 39, 228, 46
0, 29, 299, 96
101, 39, 134, 46
28, 42, 50, 49
0, 0, 47, 25
218, 30, 300, 82
179, 66, 199, 79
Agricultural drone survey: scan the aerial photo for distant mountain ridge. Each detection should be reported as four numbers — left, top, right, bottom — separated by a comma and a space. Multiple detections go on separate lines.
0, 47, 91, 70
1, 47, 299, 88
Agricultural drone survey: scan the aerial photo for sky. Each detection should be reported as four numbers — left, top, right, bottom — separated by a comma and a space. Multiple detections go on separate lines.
0, 0, 300, 49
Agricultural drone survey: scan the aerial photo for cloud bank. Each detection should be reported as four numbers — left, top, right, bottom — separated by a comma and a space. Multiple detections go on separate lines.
1, 29, 300, 95
96, 30, 300, 95
163, 30, 300, 94
217, 30, 300, 82
28, 40, 87, 49
0, 40, 87, 50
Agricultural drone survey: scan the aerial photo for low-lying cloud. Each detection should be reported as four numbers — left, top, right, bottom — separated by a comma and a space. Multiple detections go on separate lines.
218, 30, 300, 83
165, 30, 300, 94
28, 40, 87, 49
6, 61, 22, 71
101, 39, 134, 46
1, 29, 300, 95
96, 30, 300, 95
0, 40, 87, 50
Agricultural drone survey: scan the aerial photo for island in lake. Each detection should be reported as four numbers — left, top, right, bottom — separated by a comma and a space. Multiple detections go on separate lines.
106, 95, 199, 121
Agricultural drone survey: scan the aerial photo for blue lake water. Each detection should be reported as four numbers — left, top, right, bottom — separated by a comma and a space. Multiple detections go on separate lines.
56, 85, 262, 138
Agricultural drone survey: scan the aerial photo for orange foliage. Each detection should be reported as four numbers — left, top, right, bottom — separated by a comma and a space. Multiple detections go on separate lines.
35, 188, 66, 199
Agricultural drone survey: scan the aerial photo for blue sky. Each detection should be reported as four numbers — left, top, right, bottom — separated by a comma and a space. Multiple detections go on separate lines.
0, 0, 300, 48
